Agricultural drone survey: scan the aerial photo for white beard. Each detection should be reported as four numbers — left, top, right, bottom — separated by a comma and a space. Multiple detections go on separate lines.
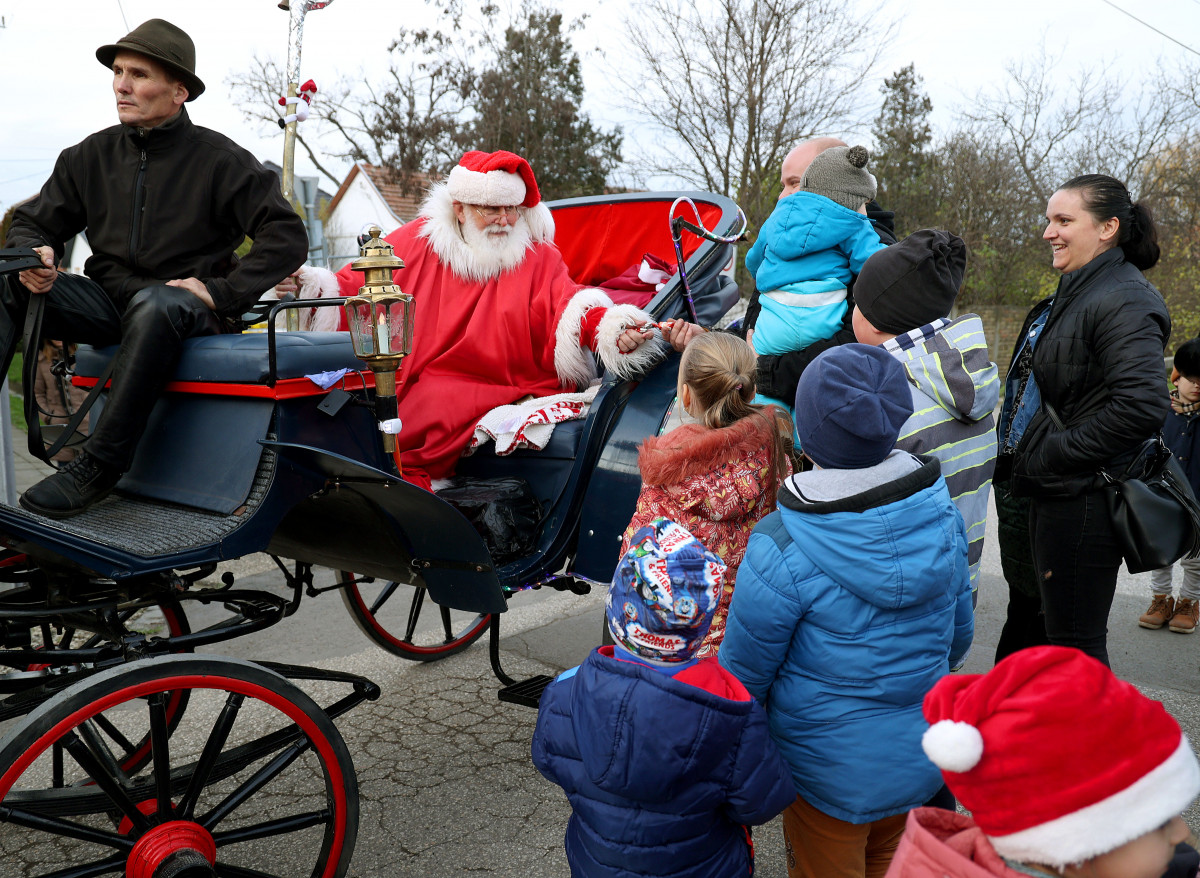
418, 183, 556, 282
459, 215, 533, 271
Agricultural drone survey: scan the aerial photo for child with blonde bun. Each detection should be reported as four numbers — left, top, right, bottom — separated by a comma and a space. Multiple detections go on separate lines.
622, 331, 793, 656
889, 645, 1200, 878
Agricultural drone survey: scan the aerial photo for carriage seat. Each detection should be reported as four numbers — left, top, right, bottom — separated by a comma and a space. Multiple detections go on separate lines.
74, 331, 366, 385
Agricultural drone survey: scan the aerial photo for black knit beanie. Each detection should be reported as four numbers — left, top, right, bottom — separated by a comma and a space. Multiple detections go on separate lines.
854, 229, 966, 335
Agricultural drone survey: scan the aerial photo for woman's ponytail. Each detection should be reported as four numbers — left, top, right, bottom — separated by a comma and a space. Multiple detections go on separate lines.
1124, 201, 1160, 271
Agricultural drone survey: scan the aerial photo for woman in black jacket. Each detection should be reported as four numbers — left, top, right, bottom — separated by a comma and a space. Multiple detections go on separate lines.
1007, 174, 1171, 666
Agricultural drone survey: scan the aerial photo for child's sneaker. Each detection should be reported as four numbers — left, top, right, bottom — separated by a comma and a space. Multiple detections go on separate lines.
1139, 594, 1175, 629
1169, 598, 1199, 634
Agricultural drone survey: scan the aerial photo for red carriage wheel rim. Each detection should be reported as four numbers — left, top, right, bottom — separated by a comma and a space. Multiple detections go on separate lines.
0, 672, 350, 877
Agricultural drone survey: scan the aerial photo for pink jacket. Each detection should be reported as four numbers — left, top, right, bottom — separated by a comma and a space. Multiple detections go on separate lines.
886, 809, 1027, 878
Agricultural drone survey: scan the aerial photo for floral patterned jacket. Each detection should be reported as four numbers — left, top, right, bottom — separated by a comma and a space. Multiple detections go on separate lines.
621, 409, 790, 656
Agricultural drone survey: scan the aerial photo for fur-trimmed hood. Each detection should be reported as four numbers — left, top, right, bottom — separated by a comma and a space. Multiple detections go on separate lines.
417, 182, 555, 282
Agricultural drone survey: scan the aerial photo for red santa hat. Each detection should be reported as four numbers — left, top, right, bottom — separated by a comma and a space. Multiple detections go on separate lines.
921, 646, 1199, 868
447, 150, 541, 208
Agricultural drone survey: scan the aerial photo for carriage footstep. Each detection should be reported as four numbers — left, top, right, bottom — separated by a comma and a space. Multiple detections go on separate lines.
497, 673, 554, 708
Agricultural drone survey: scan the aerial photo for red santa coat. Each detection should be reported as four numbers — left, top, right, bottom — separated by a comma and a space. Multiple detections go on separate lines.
322, 185, 663, 487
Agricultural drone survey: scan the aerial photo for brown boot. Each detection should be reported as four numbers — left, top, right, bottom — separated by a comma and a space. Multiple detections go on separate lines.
1169, 598, 1199, 634
1139, 594, 1175, 629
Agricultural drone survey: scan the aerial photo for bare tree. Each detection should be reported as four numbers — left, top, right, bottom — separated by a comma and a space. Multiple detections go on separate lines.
227, 54, 349, 190
228, 31, 472, 196
622, 0, 888, 236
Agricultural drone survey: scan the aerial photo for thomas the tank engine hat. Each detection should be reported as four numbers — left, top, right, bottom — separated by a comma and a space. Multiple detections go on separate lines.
96, 19, 205, 101
607, 518, 726, 664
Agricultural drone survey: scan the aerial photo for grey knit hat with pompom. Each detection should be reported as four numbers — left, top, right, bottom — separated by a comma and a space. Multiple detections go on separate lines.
800, 145, 877, 211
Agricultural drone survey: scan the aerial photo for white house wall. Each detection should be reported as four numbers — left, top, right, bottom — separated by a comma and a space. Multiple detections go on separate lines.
324, 172, 403, 271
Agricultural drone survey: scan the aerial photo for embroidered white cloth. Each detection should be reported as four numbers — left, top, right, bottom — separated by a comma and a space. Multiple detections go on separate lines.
467, 384, 600, 456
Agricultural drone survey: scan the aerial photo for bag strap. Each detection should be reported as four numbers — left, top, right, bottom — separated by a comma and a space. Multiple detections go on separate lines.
1042, 399, 1066, 431
21, 294, 114, 463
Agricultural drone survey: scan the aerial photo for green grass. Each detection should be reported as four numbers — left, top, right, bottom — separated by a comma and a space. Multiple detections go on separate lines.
7, 350, 26, 431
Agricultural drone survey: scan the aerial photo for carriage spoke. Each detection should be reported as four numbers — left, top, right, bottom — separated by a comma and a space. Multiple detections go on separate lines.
147, 693, 172, 814
439, 605, 454, 642
403, 588, 426, 642
52, 741, 65, 788
90, 713, 136, 757
0, 805, 133, 851
179, 692, 244, 819
75, 721, 134, 791
368, 579, 400, 616
212, 809, 330, 845
199, 737, 310, 831
61, 730, 150, 834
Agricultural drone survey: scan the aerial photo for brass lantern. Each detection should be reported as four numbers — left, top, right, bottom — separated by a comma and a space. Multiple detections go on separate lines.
344, 225, 414, 453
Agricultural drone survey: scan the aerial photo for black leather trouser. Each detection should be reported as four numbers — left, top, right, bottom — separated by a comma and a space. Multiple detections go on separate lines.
0, 273, 224, 472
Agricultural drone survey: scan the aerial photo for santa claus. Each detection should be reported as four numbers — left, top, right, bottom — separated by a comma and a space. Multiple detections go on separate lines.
285, 150, 666, 491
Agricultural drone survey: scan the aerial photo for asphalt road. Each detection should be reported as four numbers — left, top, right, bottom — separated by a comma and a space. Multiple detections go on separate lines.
2, 496, 1198, 877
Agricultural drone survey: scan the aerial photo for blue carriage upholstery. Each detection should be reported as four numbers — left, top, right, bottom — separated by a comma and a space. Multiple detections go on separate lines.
74, 331, 366, 384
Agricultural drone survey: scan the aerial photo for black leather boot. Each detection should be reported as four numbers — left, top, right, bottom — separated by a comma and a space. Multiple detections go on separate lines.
19, 451, 122, 518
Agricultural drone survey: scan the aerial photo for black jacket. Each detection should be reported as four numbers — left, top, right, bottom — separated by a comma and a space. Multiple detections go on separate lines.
1010, 248, 1171, 499
6, 107, 307, 315
748, 200, 897, 402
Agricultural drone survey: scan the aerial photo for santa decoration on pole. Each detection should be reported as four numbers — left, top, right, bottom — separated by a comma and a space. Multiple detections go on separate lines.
291, 149, 666, 490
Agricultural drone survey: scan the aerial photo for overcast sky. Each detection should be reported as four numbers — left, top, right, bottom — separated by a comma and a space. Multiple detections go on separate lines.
2, 0, 1199, 215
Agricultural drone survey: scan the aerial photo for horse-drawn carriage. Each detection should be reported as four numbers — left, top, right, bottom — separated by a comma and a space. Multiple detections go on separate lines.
0, 191, 744, 876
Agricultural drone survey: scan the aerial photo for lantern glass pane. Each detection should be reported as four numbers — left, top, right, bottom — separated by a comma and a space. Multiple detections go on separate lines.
345, 299, 375, 357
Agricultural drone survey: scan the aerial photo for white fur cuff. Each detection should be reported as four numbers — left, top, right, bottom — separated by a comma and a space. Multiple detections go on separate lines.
596, 303, 668, 381
447, 166, 526, 207
554, 288, 611, 389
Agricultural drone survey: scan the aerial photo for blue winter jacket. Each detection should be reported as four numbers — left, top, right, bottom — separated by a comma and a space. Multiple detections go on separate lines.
532, 646, 796, 878
719, 457, 973, 824
745, 192, 888, 356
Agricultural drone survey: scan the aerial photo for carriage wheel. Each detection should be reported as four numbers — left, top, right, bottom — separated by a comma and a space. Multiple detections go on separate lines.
24, 600, 193, 776
338, 571, 491, 661
0, 654, 358, 878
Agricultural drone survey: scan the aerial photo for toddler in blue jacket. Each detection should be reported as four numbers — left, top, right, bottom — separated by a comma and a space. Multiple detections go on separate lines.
531, 517, 796, 878
745, 145, 889, 412
720, 344, 974, 878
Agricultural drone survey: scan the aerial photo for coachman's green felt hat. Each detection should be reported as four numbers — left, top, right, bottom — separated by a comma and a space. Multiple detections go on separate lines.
96, 18, 204, 101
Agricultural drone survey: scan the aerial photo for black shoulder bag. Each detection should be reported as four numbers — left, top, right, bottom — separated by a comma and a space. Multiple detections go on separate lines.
1045, 402, 1200, 573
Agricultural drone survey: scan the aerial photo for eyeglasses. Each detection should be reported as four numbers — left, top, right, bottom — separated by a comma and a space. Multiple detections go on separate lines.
472, 205, 521, 221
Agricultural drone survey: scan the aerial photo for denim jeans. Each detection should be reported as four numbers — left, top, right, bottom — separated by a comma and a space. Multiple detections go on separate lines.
1029, 490, 1124, 666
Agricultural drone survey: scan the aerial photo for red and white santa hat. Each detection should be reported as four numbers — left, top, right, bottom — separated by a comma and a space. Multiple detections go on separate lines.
921, 646, 1200, 868
446, 150, 541, 208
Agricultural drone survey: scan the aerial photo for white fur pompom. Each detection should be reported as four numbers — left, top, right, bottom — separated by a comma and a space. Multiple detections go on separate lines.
922, 720, 984, 773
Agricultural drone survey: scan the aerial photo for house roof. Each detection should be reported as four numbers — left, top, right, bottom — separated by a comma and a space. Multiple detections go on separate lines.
326, 163, 438, 224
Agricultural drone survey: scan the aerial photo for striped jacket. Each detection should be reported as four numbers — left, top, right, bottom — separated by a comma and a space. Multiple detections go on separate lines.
884, 315, 999, 590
